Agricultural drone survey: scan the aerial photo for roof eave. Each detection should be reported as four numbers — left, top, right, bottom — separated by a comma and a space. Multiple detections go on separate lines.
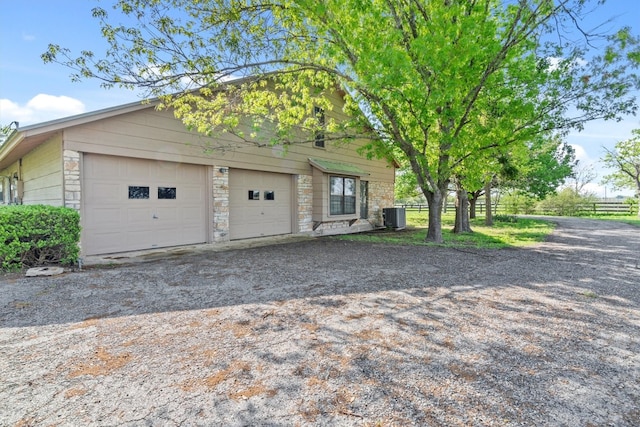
309, 157, 370, 177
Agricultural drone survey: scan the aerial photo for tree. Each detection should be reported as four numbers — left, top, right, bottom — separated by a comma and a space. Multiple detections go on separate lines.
501, 136, 576, 198
0, 122, 18, 147
394, 166, 425, 205
565, 161, 597, 195
43, 0, 640, 242
602, 129, 640, 215
464, 134, 574, 225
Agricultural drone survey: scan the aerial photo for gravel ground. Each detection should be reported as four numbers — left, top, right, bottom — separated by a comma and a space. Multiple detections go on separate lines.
1, 216, 639, 426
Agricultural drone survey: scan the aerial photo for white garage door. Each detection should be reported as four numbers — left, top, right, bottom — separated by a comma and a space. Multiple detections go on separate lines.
83, 154, 207, 255
229, 169, 292, 240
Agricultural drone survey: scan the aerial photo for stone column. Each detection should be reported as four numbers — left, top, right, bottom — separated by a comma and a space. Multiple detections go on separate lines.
63, 150, 81, 211
297, 174, 313, 233
212, 167, 230, 242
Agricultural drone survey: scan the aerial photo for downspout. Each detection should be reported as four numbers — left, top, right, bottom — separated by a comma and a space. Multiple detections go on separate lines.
16, 158, 24, 204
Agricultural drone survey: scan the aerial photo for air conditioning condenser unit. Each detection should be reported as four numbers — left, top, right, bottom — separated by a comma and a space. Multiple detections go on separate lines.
383, 207, 406, 230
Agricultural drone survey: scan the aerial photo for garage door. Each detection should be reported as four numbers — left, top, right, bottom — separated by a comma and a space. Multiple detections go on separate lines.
82, 154, 207, 255
229, 169, 292, 240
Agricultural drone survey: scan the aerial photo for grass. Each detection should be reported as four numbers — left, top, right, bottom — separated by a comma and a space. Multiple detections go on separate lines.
582, 214, 640, 227
334, 211, 556, 249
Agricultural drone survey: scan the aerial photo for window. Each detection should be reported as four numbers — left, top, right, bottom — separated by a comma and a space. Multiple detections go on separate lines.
248, 190, 260, 200
330, 176, 356, 215
158, 187, 176, 199
128, 186, 149, 199
264, 190, 275, 200
313, 106, 325, 148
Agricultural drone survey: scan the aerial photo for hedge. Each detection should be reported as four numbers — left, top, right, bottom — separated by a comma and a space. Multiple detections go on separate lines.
0, 205, 81, 271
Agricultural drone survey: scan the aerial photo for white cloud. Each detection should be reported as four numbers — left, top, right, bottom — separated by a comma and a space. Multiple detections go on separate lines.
26, 94, 85, 115
569, 143, 593, 164
22, 32, 36, 42
0, 94, 85, 126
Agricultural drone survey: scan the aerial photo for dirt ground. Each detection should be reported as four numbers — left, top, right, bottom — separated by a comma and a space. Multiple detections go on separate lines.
1, 217, 639, 426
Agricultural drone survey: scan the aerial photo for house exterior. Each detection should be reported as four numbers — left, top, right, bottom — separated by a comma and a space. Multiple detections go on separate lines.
0, 90, 396, 256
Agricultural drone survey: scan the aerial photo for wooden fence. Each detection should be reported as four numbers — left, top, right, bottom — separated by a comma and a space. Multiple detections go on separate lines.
397, 201, 636, 216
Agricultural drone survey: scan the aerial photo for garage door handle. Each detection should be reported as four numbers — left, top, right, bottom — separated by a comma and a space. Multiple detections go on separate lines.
153, 214, 158, 219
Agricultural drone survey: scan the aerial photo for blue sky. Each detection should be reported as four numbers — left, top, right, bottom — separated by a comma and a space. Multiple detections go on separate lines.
1, 0, 639, 196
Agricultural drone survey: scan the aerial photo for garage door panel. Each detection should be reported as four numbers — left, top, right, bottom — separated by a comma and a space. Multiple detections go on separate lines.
229, 169, 292, 240
180, 186, 205, 201
126, 206, 153, 222
154, 207, 178, 221
179, 229, 205, 243
182, 205, 205, 219
179, 167, 203, 181
85, 207, 122, 227
156, 161, 179, 176
90, 234, 125, 254
125, 230, 156, 251
124, 160, 151, 180
89, 156, 121, 178
153, 229, 180, 246
101, 182, 121, 198
83, 154, 207, 255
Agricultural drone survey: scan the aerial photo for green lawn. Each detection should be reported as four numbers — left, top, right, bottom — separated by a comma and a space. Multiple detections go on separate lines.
583, 214, 640, 227
334, 211, 556, 249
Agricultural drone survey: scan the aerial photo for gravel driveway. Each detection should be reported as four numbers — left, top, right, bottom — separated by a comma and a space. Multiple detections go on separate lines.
1, 216, 639, 426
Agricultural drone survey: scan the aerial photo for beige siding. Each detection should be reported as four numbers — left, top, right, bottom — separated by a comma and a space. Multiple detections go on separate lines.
63, 91, 395, 184
17, 136, 63, 206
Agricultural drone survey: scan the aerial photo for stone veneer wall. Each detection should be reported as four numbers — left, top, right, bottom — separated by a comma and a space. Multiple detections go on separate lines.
63, 150, 81, 211
367, 180, 395, 226
297, 174, 313, 233
212, 167, 230, 242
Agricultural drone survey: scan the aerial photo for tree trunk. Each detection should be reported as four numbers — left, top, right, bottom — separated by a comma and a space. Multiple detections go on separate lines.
469, 196, 477, 219
453, 187, 473, 233
424, 190, 445, 243
485, 181, 493, 226
468, 190, 482, 219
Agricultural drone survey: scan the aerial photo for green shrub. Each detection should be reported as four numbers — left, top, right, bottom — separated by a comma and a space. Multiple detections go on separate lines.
536, 188, 597, 216
501, 192, 537, 215
0, 205, 80, 271
624, 197, 639, 215
493, 214, 518, 223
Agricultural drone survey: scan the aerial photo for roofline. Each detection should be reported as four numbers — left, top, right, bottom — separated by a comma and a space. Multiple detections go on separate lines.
1, 74, 267, 147
18, 98, 158, 135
